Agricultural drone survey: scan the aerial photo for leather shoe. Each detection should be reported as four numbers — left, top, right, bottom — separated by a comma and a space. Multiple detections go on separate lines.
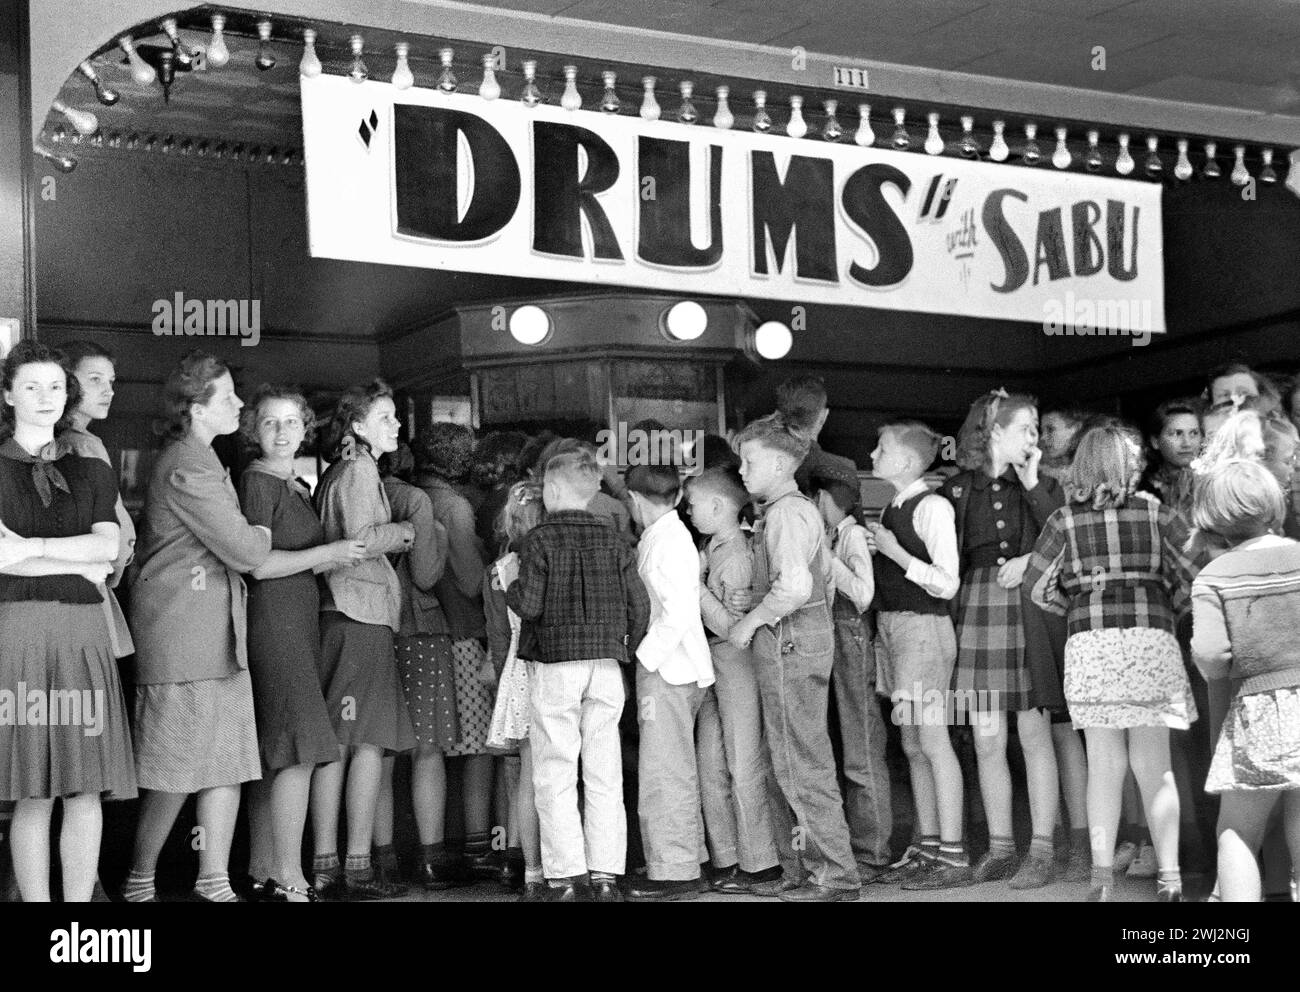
778, 883, 860, 903
626, 877, 700, 902
518, 880, 549, 903
902, 861, 974, 891
373, 862, 409, 898
500, 857, 525, 891
344, 873, 405, 901
971, 850, 1019, 884
590, 877, 624, 902
855, 862, 889, 884
712, 865, 783, 895
416, 859, 468, 891
540, 879, 588, 902
750, 874, 803, 898
463, 849, 504, 880
1007, 853, 1055, 890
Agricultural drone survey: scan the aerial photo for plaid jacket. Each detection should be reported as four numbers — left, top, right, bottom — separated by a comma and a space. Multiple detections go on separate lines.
1024, 495, 1198, 637
505, 510, 650, 665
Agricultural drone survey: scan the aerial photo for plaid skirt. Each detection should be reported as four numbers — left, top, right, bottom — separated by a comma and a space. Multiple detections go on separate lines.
953, 566, 1031, 712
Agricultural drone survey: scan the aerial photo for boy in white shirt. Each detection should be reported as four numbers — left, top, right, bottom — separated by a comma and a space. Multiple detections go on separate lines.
623, 463, 715, 901
810, 454, 893, 879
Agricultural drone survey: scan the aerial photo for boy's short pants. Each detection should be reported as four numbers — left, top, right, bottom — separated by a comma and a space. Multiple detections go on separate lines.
874, 611, 957, 703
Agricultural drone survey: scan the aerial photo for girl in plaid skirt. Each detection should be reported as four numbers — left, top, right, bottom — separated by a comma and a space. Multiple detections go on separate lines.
1025, 421, 1199, 902
934, 390, 1065, 891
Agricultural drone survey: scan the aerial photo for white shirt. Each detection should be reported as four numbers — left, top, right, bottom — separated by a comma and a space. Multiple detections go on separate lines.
890, 478, 961, 601
635, 510, 715, 688
831, 516, 875, 613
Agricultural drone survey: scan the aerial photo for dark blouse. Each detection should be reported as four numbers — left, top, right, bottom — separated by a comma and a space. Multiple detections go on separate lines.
0, 449, 119, 603
964, 469, 1028, 565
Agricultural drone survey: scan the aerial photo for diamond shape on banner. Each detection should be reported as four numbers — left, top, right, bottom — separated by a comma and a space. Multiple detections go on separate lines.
357, 109, 380, 150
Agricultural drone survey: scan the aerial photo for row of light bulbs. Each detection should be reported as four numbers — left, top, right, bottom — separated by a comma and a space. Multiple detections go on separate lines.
40, 11, 1286, 188
45, 122, 300, 164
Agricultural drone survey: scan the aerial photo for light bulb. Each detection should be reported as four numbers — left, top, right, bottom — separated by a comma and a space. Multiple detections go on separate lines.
1203, 141, 1221, 179
753, 321, 792, 360
480, 53, 501, 100
119, 36, 156, 87
521, 60, 544, 108
348, 35, 368, 84
392, 42, 414, 90
34, 143, 76, 173
600, 71, 620, 113
712, 86, 733, 129
77, 61, 119, 105
786, 95, 806, 138
1231, 145, 1250, 186
560, 65, 581, 111
206, 14, 230, 69
1052, 127, 1071, 169
1144, 135, 1162, 176
1085, 130, 1103, 171
958, 115, 980, 158
439, 49, 458, 94
51, 99, 98, 136
299, 28, 322, 78
751, 90, 771, 133
1115, 133, 1134, 175
256, 20, 276, 72
639, 76, 659, 120
678, 81, 698, 124
989, 119, 1009, 162
821, 99, 842, 141
1260, 148, 1277, 183
855, 104, 874, 147
891, 107, 910, 149
1022, 123, 1041, 165
161, 17, 192, 67
924, 112, 944, 155
1173, 139, 1193, 181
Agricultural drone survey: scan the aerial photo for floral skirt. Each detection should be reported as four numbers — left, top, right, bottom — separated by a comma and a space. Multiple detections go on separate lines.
1206, 686, 1300, 793
1064, 627, 1197, 730
487, 655, 532, 750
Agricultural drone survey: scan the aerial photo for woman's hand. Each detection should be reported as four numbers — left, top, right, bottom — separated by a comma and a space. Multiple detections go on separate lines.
996, 554, 1031, 589
1013, 446, 1042, 491
77, 560, 114, 583
476, 654, 499, 687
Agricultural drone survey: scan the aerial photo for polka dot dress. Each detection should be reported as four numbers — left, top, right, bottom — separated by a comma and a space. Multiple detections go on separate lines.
445, 638, 494, 756
395, 635, 459, 751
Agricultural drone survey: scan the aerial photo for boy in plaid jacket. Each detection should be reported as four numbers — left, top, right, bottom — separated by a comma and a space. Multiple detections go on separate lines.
506, 448, 650, 902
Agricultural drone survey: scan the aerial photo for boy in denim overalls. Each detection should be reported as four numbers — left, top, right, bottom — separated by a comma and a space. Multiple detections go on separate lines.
727, 413, 860, 902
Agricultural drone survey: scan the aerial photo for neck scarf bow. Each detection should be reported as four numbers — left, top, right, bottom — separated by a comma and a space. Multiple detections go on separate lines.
1, 436, 71, 508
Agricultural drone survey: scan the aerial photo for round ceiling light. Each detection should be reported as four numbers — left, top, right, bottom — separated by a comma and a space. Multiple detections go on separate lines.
661, 299, 708, 341
509, 305, 552, 345
753, 320, 793, 359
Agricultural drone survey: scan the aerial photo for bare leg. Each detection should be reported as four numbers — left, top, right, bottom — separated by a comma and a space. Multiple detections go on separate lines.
247, 778, 275, 880
194, 784, 241, 878
1216, 791, 1278, 902
1017, 709, 1060, 841
973, 716, 1013, 842
899, 721, 937, 837
373, 755, 395, 848
11, 798, 55, 901
1084, 728, 1127, 868
59, 794, 103, 902
309, 748, 346, 857
1127, 727, 1180, 872
131, 789, 188, 873
344, 745, 383, 857
410, 745, 447, 846
918, 720, 965, 843
270, 765, 313, 891
517, 743, 541, 872
1052, 723, 1088, 830
462, 753, 494, 837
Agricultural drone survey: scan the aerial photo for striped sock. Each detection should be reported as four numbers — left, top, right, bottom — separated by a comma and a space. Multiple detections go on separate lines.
989, 834, 1016, 856
1030, 834, 1054, 860
312, 852, 341, 887
938, 841, 968, 867
919, 835, 941, 860
194, 872, 237, 902
122, 869, 155, 903
344, 853, 373, 882
465, 830, 491, 856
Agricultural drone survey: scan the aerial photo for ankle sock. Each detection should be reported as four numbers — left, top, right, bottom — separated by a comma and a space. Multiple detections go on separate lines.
524, 866, 544, 884
1030, 834, 1054, 860
373, 844, 399, 871
465, 830, 491, 856
1158, 868, 1182, 890
919, 835, 941, 860
312, 852, 341, 885
344, 853, 373, 882
937, 841, 968, 867
122, 869, 155, 903
590, 871, 615, 883
194, 872, 237, 903
989, 834, 1016, 857
1091, 865, 1115, 888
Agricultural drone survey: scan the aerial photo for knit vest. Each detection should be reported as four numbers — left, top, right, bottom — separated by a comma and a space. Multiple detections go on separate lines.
872, 489, 948, 615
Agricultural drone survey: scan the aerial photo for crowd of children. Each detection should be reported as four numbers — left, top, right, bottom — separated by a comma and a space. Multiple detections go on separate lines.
3, 345, 1300, 902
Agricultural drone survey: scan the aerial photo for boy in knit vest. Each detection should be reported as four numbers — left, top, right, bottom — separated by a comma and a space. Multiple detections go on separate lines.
506, 449, 650, 902
867, 420, 970, 889
726, 413, 860, 902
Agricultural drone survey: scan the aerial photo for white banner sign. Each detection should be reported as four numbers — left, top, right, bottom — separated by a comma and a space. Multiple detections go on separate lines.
302, 74, 1165, 330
